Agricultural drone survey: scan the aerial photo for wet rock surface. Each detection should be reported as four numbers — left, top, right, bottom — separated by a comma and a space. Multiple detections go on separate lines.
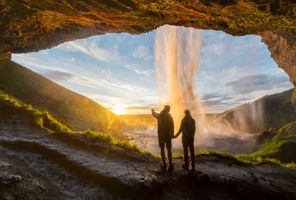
0, 109, 296, 199
0, 148, 62, 200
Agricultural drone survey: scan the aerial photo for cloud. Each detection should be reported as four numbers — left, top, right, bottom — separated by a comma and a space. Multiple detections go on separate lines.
59, 41, 114, 62
200, 92, 256, 111
12, 54, 75, 82
127, 106, 154, 110
124, 64, 152, 77
201, 93, 222, 100
41, 69, 74, 82
69, 70, 157, 102
14, 53, 148, 95
69, 57, 76, 63
202, 99, 229, 107
226, 74, 290, 94
202, 43, 223, 56
201, 93, 235, 104
132, 46, 152, 60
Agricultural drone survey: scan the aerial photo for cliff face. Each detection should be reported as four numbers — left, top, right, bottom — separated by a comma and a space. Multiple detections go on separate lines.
0, 0, 296, 83
260, 31, 296, 84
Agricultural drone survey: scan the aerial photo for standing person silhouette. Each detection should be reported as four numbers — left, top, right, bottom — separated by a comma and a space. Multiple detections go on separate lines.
173, 110, 196, 171
152, 105, 174, 172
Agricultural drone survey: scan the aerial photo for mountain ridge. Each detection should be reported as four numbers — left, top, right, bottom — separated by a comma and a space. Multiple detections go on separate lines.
211, 88, 296, 133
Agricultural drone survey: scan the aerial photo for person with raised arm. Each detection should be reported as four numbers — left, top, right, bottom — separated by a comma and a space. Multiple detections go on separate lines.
152, 105, 174, 172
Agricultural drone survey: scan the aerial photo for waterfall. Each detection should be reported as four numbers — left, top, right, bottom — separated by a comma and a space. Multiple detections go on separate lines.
155, 25, 263, 150
155, 25, 204, 129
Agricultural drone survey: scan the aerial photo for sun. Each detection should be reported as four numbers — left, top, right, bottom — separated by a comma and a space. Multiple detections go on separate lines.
112, 105, 126, 115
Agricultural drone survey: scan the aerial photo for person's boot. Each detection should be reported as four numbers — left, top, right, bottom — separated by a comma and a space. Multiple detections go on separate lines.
191, 157, 195, 171
191, 163, 195, 171
160, 163, 167, 173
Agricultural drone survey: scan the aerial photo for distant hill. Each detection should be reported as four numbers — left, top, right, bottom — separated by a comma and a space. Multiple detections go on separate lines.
211, 88, 296, 133
260, 89, 296, 128
0, 60, 120, 134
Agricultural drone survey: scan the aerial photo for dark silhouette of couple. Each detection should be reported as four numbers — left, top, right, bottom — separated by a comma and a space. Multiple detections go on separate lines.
152, 105, 196, 173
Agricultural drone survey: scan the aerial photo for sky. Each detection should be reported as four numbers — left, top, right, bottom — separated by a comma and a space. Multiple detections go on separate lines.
12, 25, 293, 114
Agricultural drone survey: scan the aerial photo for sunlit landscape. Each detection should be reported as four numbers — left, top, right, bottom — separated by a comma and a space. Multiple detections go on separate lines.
1, 1, 296, 199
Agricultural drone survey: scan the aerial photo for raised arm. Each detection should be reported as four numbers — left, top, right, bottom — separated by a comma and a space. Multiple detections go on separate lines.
151, 109, 159, 119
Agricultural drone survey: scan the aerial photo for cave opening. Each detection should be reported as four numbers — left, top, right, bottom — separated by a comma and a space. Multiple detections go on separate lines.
11, 25, 293, 154
1, 2, 296, 197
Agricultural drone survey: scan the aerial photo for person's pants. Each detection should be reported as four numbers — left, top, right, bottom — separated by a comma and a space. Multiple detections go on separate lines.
182, 135, 195, 168
158, 136, 172, 166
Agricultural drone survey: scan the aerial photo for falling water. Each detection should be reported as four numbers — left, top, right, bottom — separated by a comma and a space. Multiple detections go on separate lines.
155, 25, 264, 151
155, 25, 204, 129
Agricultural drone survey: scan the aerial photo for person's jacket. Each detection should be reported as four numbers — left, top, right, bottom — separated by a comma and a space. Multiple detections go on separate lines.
177, 115, 196, 137
152, 110, 174, 139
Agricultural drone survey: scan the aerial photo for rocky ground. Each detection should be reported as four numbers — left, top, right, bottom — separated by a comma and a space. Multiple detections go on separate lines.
1, 103, 296, 200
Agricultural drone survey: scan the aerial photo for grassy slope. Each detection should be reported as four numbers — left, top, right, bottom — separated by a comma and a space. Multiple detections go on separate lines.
0, 90, 155, 157
0, 60, 122, 135
0, 90, 73, 132
214, 88, 296, 133
251, 121, 296, 163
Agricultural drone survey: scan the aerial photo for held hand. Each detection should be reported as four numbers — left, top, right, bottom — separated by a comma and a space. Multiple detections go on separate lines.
173, 132, 181, 139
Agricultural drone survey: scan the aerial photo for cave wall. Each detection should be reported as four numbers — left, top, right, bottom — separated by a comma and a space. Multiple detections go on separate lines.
260, 31, 296, 84
0, 0, 296, 84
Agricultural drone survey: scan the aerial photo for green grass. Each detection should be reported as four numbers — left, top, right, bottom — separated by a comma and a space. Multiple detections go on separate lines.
80, 130, 159, 157
173, 149, 296, 168
0, 90, 72, 132
249, 121, 296, 163
172, 149, 235, 159
0, 90, 157, 157
199, 150, 296, 168
235, 154, 296, 168
205, 150, 296, 168
277, 121, 296, 138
